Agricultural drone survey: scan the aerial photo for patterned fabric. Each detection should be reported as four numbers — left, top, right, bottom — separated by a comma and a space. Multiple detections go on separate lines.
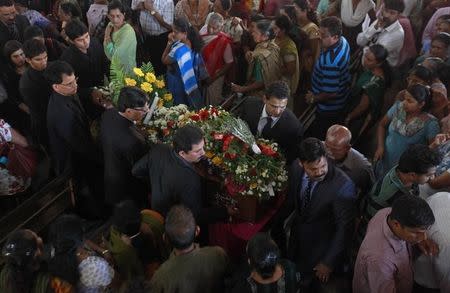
132, 0, 174, 36
78, 256, 114, 289
175, 0, 211, 31
22, 10, 50, 28
0, 120, 12, 143
87, 4, 108, 35
390, 102, 435, 137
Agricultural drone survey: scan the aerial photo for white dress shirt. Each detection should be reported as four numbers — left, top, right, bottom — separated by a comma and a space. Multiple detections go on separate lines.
131, 0, 174, 36
356, 19, 404, 67
414, 192, 450, 292
257, 105, 281, 136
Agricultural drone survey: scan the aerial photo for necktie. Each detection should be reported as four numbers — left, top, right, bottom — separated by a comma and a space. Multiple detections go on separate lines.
302, 179, 313, 212
261, 117, 273, 137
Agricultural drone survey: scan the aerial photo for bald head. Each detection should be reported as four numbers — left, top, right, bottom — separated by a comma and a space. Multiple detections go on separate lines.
325, 125, 352, 161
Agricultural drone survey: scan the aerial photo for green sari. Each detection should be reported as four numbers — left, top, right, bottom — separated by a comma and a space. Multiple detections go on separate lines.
104, 23, 137, 74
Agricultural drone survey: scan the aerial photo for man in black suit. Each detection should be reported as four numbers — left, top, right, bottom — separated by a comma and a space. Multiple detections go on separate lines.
272, 138, 356, 292
19, 39, 51, 147
100, 86, 148, 207
238, 80, 303, 163
0, 0, 29, 62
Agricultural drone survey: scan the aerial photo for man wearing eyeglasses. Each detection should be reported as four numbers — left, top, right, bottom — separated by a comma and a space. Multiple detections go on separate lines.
238, 80, 303, 163
45, 60, 102, 194
100, 86, 149, 208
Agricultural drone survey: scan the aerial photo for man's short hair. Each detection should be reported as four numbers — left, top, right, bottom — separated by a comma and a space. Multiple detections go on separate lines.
112, 200, 141, 237
117, 86, 148, 113
165, 205, 196, 250
14, 0, 29, 7
22, 38, 46, 59
266, 81, 290, 100
384, 0, 405, 13
298, 137, 326, 163
220, 0, 232, 11
44, 60, 74, 86
397, 144, 441, 174
24, 25, 44, 41
0, 0, 14, 7
65, 19, 89, 41
320, 16, 342, 38
390, 195, 435, 228
173, 125, 204, 153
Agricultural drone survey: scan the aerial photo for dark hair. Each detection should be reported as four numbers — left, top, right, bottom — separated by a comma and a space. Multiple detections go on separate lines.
219, 0, 232, 11
390, 195, 435, 228
250, 13, 266, 23
1, 230, 39, 293
22, 38, 46, 58
117, 86, 148, 112
275, 14, 293, 36
247, 233, 280, 279
409, 65, 433, 84
165, 205, 196, 250
173, 17, 204, 53
405, 83, 432, 112
255, 20, 276, 40
320, 16, 342, 38
432, 32, 450, 47
397, 144, 442, 174
384, 0, 405, 13
369, 44, 392, 87
108, 0, 127, 15
173, 124, 204, 153
59, 1, 82, 19
112, 200, 141, 236
3, 40, 22, 62
422, 57, 446, 81
293, 0, 319, 25
266, 80, 290, 100
0, 0, 13, 7
24, 25, 44, 41
298, 137, 326, 162
64, 19, 88, 40
48, 214, 83, 286
44, 60, 74, 85
14, 0, 28, 7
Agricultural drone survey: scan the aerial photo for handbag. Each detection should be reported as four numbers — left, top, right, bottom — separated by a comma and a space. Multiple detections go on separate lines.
5, 144, 37, 178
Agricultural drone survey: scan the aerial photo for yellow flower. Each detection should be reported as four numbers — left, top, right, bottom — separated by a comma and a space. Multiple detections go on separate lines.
140, 82, 153, 93
212, 156, 223, 166
155, 79, 165, 89
133, 67, 144, 77
205, 151, 214, 158
163, 93, 173, 101
124, 78, 137, 86
250, 182, 258, 189
157, 99, 164, 108
145, 72, 156, 83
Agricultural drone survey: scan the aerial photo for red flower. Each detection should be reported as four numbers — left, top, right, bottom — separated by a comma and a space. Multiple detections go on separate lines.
225, 176, 246, 196
167, 121, 175, 128
258, 144, 278, 157
222, 135, 234, 152
224, 152, 237, 160
210, 107, 219, 116
199, 109, 209, 120
190, 114, 200, 121
162, 128, 170, 136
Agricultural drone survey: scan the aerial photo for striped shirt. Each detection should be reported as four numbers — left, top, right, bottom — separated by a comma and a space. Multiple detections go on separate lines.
312, 37, 351, 112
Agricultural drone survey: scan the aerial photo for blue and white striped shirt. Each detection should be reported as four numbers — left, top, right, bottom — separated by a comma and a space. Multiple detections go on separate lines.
311, 37, 351, 112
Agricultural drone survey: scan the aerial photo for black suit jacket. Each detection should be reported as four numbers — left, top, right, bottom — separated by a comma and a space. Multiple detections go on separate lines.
100, 109, 148, 205
274, 159, 356, 273
238, 97, 303, 163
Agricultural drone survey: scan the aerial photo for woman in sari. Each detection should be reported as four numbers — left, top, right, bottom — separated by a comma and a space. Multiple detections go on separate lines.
345, 44, 389, 140
105, 201, 168, 281
273, 15, 299, 107
162, 17, 208, 109
291, 0, 321, 94
175, 0, 212, 31
201, 13, 233, 105
231, 20, 281, 98
104, 0, 137, 74
374, 84, 440, 177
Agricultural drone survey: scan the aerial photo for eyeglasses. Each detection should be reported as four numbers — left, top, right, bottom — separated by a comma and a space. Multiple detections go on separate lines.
60, 77, 78, 88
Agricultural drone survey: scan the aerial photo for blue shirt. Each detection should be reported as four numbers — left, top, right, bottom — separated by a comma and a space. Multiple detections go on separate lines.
312, 37, 351, 112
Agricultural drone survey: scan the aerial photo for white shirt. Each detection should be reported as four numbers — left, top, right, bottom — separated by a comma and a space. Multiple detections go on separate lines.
357, 19, 404, 67
131, 0, 174, 36
257, 105, 281, 136
414, 192, 450, 292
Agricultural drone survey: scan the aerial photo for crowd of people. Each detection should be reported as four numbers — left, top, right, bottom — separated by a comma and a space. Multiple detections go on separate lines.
1, 0, 450, 292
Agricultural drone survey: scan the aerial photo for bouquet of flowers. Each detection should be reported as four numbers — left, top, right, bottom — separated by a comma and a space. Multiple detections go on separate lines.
141, 105, 288, 199
109, 61, 173, 107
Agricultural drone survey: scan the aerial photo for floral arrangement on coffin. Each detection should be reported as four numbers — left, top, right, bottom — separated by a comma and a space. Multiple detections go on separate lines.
109, 61, 173, 107
141, 105, 288, 199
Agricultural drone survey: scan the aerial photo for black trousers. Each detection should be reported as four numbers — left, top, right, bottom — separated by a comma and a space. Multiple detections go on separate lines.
143, 32, 170, 76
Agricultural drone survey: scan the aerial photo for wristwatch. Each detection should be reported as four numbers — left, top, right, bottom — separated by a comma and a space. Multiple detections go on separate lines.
150, 10, 156, 15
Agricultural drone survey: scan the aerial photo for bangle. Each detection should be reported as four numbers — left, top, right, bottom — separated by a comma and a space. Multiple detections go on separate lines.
101, 249, 109, 255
